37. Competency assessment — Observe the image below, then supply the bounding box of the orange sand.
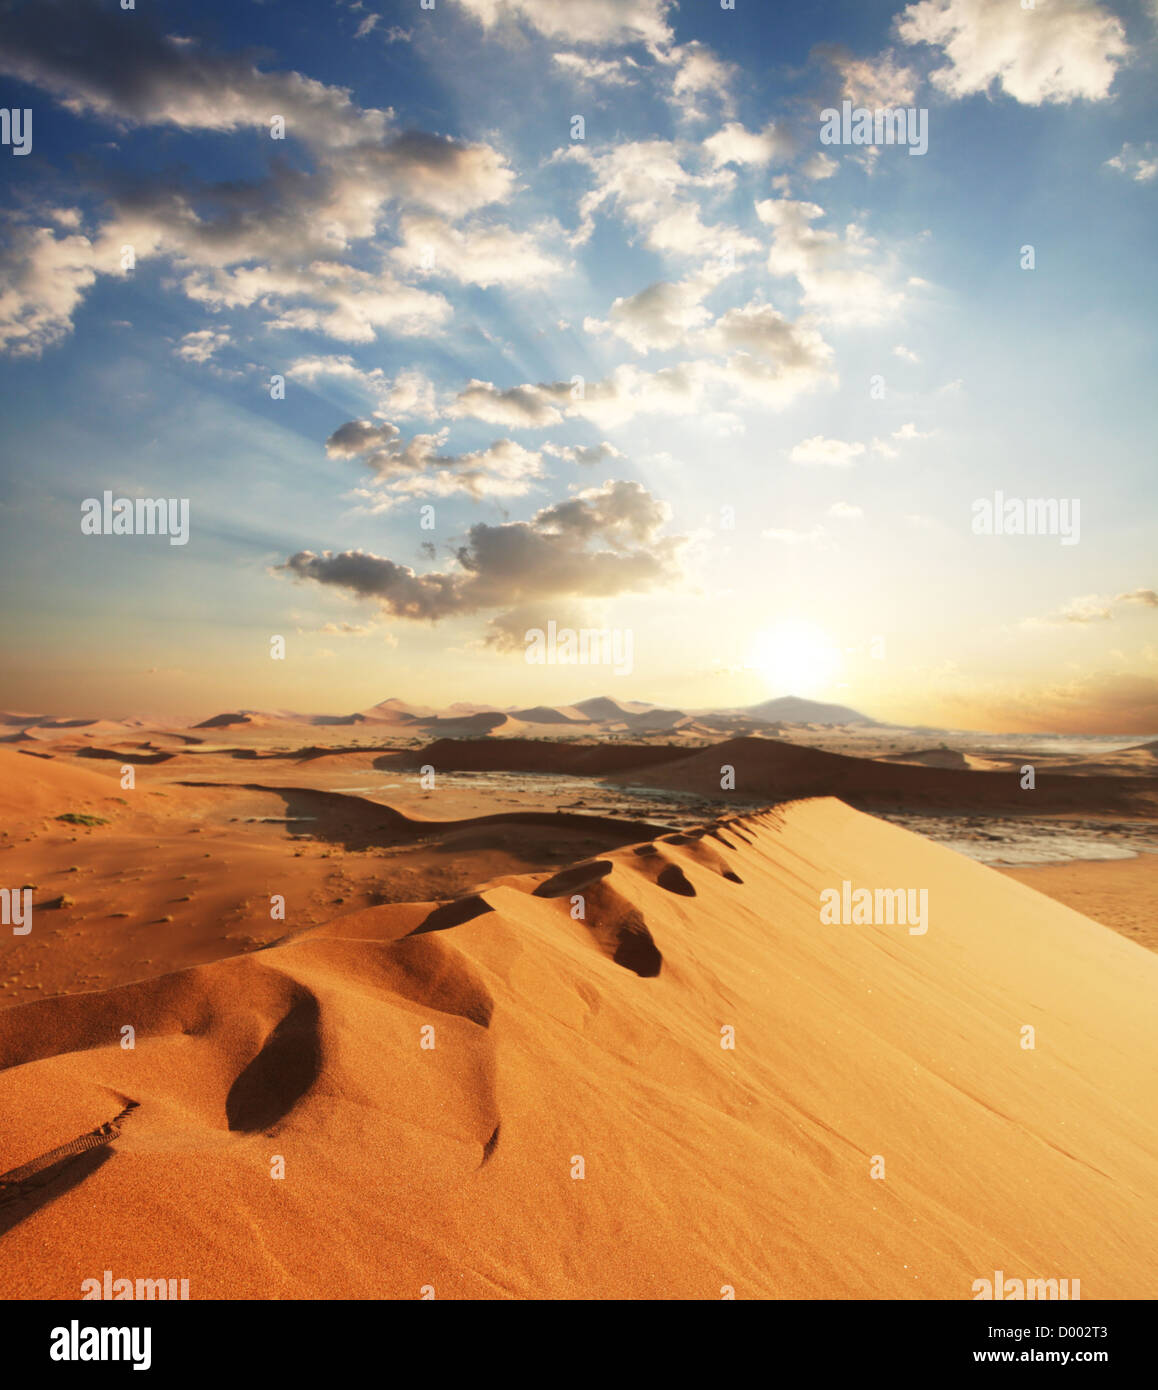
[4,794,1158,1299]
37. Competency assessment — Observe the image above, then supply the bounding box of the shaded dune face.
[225,993,321,1133]
[0,932,503,1208]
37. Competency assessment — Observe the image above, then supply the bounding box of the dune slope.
[2,799,1157,1299]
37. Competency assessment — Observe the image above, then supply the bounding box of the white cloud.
[450,0,674,47]
[328,417,545,502]
[664,41,738,119]
[542,441,626,467]
[389,214,567,287]
[704,121,791,168]
[287,357,438,418]
[822,47,920,106]
[0,220,97,357]
[564,140,757,256]
[828,501,863,518]
[801,153,838,180]
[552,51,638,86]
[871,421,932,456]
[1029,588,1158,627]
[584,276,714,353]
[175,328,230,363]
[0,12,521,353]
[455,302,834,430]
[1105,142,1158,183]
[450,379,568,428]
[896,0,1130,105]
[756,197,903,323]
[789,437,865,467]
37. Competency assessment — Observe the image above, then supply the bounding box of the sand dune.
[391,737,699,778]
[0,747,124,818]
[3,799,1158,1298]
[877,747,970,769]
[609,736,1158,816]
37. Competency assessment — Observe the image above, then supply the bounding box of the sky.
[0,0,1155,732]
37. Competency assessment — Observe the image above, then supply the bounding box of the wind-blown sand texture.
[3,795,1158,1299]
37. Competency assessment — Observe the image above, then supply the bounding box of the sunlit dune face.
[748,620,842,696]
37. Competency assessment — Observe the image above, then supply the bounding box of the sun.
[747,620,842,697]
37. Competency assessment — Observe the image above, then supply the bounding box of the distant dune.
[193,712,263,729]
[738,695,875,726]
[3,800,1158,1297]
[877,747,970,769]
[608,736,1158,816]
[390,737,700,778]
[0,747,124,818]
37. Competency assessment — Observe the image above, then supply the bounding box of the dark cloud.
[278,479,683,623]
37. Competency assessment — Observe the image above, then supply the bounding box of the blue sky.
[0,0,1155,730]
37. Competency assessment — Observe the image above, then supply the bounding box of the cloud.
[288,357,438,417]
[175,328,231,363]
[278,479,685,627]
[801,153,838,180]
[325,418,544,500]
[456,301,834,427]
[316,620,398,646]
[755,197,903,323]
[704,121,792,169]
[870,421,933,456]
[0,4,520,353]
[1031,589,1158,626]
[706,303,838,407]
[0,2,391,148]
[450,378,569,428]
[896,0,1130,105]
[663,41,739,120]
[818,46,920,105]
[1105,142,1158,183]
[389,214,567,287]
[326,419,403,460]
[563,140,757,256]
[564,362,713,429]
[542,441,626,467]
[789,436,866,467]
[893,343,921,363]
[450,0,675,47]
[828,501,863,519]
[552,51,638,86]
[0,220,98,357]
[584,276,714,352]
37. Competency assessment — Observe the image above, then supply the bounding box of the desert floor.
[2,723,1156,1298]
